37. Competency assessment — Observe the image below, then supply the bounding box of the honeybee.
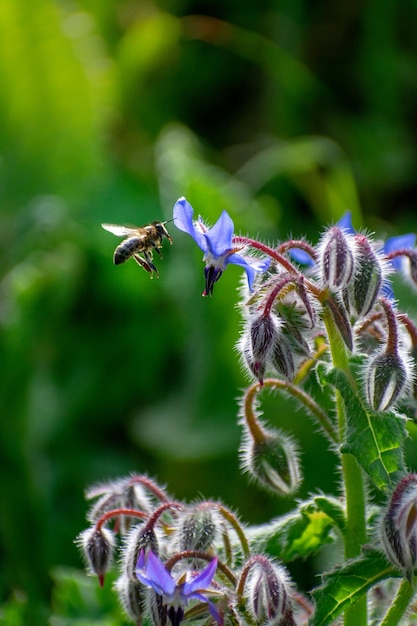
[101,220,173,277]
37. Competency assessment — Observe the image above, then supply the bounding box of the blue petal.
[204,210,234,257]
[185,593,223,625]
[289,248,316,267]
[136,550,176,596]
[384,233,416,271]
[183,557,217,596]
[173,197,207,252]
[337,211,355,234]
[227,254,269,291]
[384,233,416,254]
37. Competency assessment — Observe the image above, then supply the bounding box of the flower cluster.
[79,203,417,626]
[77,474,300,625]
[174,198,417,417]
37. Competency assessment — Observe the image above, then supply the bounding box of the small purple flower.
[136,549,222,625]
[173,197,269,296]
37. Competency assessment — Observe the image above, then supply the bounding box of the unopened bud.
[177,505,218,552]
[77,525,115,586]
[114,574,146,622]
[343,235,383,317]
[240,333,267,384]
[319,226,355,289]
[243,555,295,625]
[381,474,417,581]
[149,590,168,626]
[270,334,295,380]
[242,427,301,496]
[365,351,408,412]
[122,524,159,581]
[325,295,353,351]
[251,314,279,365]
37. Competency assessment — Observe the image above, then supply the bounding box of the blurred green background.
[1,0,417,623]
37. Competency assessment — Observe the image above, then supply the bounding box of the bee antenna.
[163,218,175,225]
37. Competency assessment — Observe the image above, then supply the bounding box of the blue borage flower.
[136,549,222,626]
[173,197,270,296]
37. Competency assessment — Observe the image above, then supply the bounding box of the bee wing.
[101,223,138,237]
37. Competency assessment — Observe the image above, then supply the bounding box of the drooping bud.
[114,574,147,622]
[176,504,218,553]
[241,555,295,625]
[149,590,168,626]
[77,525,115,586]
[250,314,279,374]
[324,294,353,351]
[270,334,295,381]
[343,234,383,317]
[239,333,267,384]
[241,426,301,496]
[122,524,159,581]
[365,351,408,412]
[380,474,417,581]
[318,226,355,289]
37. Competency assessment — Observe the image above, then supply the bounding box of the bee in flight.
[101,220,173,277]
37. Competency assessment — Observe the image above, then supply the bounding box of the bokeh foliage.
[1,0,417,623]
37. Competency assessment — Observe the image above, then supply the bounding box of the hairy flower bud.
[176,504,218,553]
[122,524,159,581]
[381,474,417,580]
[270,334,295,380]
[240,333,267,384]
[250,314,279,368]
[325,295,353,351]
[319,226,355,289]
[242,555,295,625]
[343,234,383,317]
[365,351,408,412]
[149,591,168,626]
[114,574,146,622]
[241,426,301,495]
[77,525,115,586]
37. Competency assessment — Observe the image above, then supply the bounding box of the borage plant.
[78,198,417,625]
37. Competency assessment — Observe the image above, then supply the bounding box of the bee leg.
[144,251,159,277]
[133,254,153,275]
[133,253,159,278]
[153,245,163,259]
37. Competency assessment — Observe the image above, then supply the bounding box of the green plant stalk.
[323,307,368,626]
[379,578,415,626]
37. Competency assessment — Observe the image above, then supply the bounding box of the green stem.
[323,307,368,626]
[379,578,416,626]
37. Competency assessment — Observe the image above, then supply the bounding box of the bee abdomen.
[113,237,142,265]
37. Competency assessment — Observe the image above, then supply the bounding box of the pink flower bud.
[270,334,295,380]
[319,226,355,289]
[381,474,417,580]
[122,524,159,581]
[250,314,279,366]
[114,574,146,622]
[365,351,408,412]
[77,526,115,587]
[343,235,383,317]
[242,555,295,625]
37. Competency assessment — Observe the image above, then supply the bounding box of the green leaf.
[313,495,346,532]
[311,549,399,626]
[246,498,340,561]
[322,365,407,492]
